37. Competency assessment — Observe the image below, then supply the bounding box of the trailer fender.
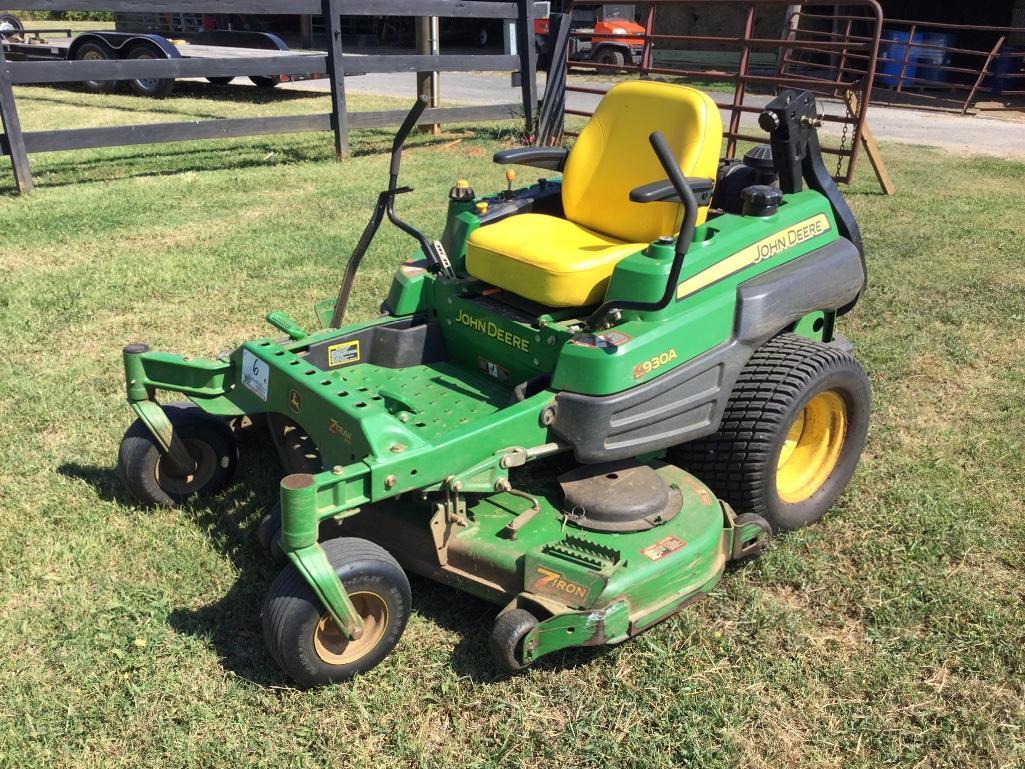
[68,32,181,60]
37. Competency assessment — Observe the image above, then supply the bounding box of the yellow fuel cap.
[449,179,475,201]
[475,201,489,214]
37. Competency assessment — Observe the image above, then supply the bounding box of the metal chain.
[836,118,850,180]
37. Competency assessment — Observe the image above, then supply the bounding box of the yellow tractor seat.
[466,80,723,308]
[465,214,646,308]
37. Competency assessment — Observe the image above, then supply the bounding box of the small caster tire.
[262,537,411,688]
[206,76,234,85]
[249,76,279,88]
[118,402,238,507]
[257,503,287,565]
[489,608,539,674]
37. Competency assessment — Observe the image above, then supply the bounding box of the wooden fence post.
[0,42,33,194]
[322,0,349,157]
[516,0,538,137]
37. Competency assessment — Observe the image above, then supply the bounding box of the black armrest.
[629,177,714,205]
[492,147,569,172]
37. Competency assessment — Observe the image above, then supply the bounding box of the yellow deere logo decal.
[287,388,302,414]
[676,213,831,301]
[534,566,589,600]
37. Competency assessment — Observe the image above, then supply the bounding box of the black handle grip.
[648,131,698,259]
[390,96,429,180]
[585,131,700,329]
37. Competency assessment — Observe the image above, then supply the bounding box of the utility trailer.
[0,15,326,98]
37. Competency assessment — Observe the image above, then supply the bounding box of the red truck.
[535,3,646,70]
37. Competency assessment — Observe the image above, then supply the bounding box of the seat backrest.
[561,80,723,244]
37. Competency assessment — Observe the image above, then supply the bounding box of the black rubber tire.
[249,76,279,88]
[262,537,411,688]
[489,608,539,673]
[126,45,175,97]
[206,76,234,86]
[257,503,287,565]
[594,47,626,70]
[0,13,24,34]
[671,333,871,533]
[118,402,238,507]
[74,41,118,94]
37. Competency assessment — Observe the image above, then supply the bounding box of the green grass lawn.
[1,84,1024,769]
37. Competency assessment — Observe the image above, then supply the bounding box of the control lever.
[330,97,449,328]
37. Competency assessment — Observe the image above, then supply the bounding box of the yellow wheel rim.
[776,390,848,504]
[312,592,389,666]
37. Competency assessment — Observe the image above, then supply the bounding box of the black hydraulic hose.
[586,131,698,329]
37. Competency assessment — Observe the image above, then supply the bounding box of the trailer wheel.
[118,403,238,507]
[74,41,118,94]
[263,537,411,687]
[249,76,279,89]
[206,76,234,86]
[0,13,24,39]
[126,45,175,98]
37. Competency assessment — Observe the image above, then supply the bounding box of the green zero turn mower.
[117,81,871,686]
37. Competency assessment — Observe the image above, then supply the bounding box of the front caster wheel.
[257,504,286,564]
[118,402,238,507]
[262,538,411,688]
[489,608,539,674]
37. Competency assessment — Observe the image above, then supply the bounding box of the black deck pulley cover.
[558,460,681,532]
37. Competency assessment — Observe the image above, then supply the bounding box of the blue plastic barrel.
[989,46,1023,96]
[877,30,916,87]
[914,31,954,84]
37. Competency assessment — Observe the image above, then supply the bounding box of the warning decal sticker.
[640,535,687,562]
[328,340,360,368]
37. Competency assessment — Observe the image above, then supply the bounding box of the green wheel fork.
[279,473,366,641]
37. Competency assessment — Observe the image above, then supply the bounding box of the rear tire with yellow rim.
[263,537,411,688]
[672,333,870,532]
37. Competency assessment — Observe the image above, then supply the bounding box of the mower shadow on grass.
[59,440,298,687]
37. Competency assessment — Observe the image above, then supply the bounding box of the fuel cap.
[449,179,474,201]
[741,185,783,217]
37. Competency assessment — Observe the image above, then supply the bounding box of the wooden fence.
[0,0,538,193]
